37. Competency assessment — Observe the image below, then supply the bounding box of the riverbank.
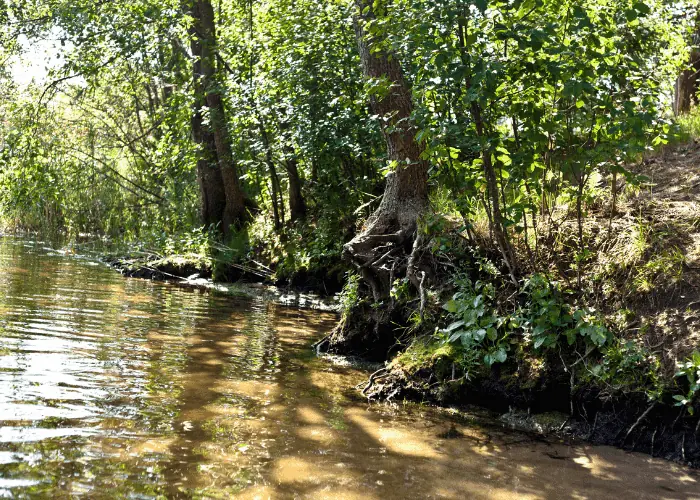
[91,142,700,468]
[2,235,696,497]
[321,141,700,468]
[104,253,340,312]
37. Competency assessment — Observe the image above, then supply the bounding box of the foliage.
[439,275,510,368]
[338,272,363,315]
[381,0,686,251]
[674,351,700,414]
[1,0,699,416]
[520,274,610,350]
[586,339,663,399]
[435,270,611,373]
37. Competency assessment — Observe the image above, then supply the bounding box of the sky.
[9,34,65,87]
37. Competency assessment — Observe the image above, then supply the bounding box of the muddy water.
[0,237,697,499]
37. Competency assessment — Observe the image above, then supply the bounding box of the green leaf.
[444,300,458,313]
[633,2,650,15]
[473,328,487,342]
[534,336,547,349]
[494,348,507,363]
[445,320,465,332]
[486,326,497,341]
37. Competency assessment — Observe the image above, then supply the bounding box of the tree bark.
[285,150,307,222]
[470,100,518,282]
[188,0,248,232]
[457,17,517,281]
[675,47,700,115]
[256,116,283,229]
[343,0,429,300]
[279,119,306,222]
[187,0,226,227]
[675,15,700,115]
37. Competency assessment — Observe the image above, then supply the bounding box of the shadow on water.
[0,236,697,499]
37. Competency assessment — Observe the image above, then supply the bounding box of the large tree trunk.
[188,0,248,233]
[187,0,226,227]
[320,0,430,358]
[341,0,428,303]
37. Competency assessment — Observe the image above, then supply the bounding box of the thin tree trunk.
[285,152,306,222]
[256,116,283,229]
[279,118,306,221]
[471,100,518,282]
[458,18,517,281]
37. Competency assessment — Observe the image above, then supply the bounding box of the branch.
[38,54,120,106]
[64,149,165,203]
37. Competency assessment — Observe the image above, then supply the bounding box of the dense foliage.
[2,0,700,416]
[0,0,689,241]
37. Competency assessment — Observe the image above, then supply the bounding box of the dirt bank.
[323,141,700,467]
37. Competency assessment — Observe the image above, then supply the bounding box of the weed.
[338,272,363,315]
[674,351,700,415]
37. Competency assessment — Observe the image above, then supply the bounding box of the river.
[0,237,697,499]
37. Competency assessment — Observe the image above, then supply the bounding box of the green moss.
[392,337,459,375]
[152,254,212,273]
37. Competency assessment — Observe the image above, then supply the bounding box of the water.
[0,237,697,499]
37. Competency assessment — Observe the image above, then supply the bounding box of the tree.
[342,0,429,302]
[187,0,248,233]
[675,10,700,115]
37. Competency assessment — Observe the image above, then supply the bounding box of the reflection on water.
[0,237,698,499]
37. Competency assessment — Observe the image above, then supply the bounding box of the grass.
[674,107,700,143]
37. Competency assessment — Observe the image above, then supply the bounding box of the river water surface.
[0,237,698,499]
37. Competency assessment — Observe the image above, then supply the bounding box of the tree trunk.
[343,0,429,300]
[457,18,517,281]
[279,119,306,222]
[321,0,430,357]
[471,100,518,282]
[285,151,306,222]
[675,17,700,115]
[189,0,248,233]
[256,116,283,229]
[187,0,226,227]
[675,48,700,115]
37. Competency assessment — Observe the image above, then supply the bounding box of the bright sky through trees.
[9,34,64,86]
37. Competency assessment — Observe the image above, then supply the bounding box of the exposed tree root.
[620,402,654,445]
[363,367,389,396]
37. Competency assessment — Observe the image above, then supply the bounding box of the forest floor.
[622,141,700,373]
